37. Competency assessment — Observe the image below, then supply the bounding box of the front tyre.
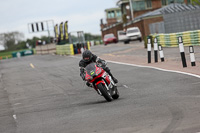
[97,83,112,102]
[112,86,119,99]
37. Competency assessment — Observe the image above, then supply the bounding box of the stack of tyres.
[190,31,199,46]
[159,34,165,46]
[56,45,64,55]
[182,31,191,46]
[73,44,78,54]
[64,45,73,55]
[170,33,177,47]
[56,44,74,55]
[198,30,200,44]
[63,45,69,55]
[176,33,183,46]
[70,44,74,55]
[77,44,81,54]
[156,34,165,47]
[150,30,200,47]
[164,34,171,47]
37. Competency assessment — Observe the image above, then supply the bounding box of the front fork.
[93,72,116,96]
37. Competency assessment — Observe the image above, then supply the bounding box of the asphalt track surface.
[1,45,200,133]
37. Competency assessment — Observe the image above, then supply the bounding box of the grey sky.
[0,0,117,40]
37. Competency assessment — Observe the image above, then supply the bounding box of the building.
[101,0,191,40]
[105,7,122,25]
[100,7,122,30]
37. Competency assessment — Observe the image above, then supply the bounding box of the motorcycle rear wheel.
[97,83,112,102]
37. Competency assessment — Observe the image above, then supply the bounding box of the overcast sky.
[0,0,118,40]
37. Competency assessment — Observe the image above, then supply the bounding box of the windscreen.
[127,29,139,34]
[119,32,126,35]
[85,63,96,76]
[104,34,114,39]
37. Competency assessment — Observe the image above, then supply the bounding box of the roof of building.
[161,3,200,14]
[133,3,200,21]
[103,3,200,29]
[105,7,121,12]
[116,0,129,6]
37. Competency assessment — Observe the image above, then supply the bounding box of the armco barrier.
[151,30,200,47]
[12,50,34,58]
[56,44,74,55]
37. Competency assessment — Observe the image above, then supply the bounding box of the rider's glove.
[80,67,85,80]
[96,58,107,68]
[80,73,85,80]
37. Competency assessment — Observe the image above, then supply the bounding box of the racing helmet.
[82,50,93,63]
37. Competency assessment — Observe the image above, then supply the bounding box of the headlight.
[86,75,93,80]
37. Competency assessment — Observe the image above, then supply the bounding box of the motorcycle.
[85,62,119,102]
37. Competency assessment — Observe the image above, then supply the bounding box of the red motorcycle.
[85,63,119,102]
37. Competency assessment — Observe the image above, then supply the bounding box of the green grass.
[0,51,13,56]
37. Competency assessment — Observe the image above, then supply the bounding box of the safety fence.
[150,30,200,47]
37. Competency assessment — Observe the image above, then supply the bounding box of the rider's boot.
[108,72,118,83]
[112,77,118,84]
[103,67,118,83]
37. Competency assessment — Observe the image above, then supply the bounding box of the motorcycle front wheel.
[112,86,119,99]
[97,83,112,102]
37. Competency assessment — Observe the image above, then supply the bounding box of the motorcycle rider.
[79,50,118,87]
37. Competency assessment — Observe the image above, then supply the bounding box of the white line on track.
[191,82,200,85]
[123,85,129,88]
[107,60,200,79]
[13,114,17,120]
[70,56,200,79]
[14,103,21,106]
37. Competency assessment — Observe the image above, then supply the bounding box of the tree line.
[0,31,101,51]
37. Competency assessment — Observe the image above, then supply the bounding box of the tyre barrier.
[56,44,74,55]
[150,30,200,47]
[55,40,101,56]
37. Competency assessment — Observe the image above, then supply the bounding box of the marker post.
[147,38,151,63]
[189,46,196,66]
[158,45,165,62]
[154,38,158,63]
[178,37,187,68]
